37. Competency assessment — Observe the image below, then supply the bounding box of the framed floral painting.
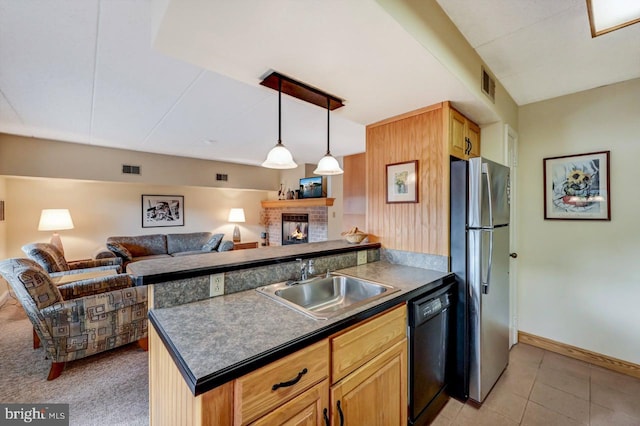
[386,160,419,203]
[543,151,610,220]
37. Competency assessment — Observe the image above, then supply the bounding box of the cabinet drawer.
[331,304,407,383]
[234,339,329,425]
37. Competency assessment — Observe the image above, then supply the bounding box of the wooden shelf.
[261,198,335,208]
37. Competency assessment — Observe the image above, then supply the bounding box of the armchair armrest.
[69,257,122,272]
[49,264,120,279]
[57,274,135,299]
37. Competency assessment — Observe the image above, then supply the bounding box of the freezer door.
[468,226,510,403]
[469,157,510,228]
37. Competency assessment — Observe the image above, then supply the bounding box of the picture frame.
[386,160,419,204]
[543,151,610,220]
[0,200,4,221]
[141,195,184,228]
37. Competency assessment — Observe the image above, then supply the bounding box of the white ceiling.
[0,0,638,167]
[436,0,640,105]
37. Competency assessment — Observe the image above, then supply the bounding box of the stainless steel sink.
[256,273,398,320]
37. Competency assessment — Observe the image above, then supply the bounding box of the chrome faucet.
[297,258,314,281]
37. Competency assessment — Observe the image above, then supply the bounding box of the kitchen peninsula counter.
[149,261,454,396]
[128,240,381,285]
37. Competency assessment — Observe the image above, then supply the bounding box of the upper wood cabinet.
[446,103,481,160]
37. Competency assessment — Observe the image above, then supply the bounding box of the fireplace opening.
[282,213,309,245]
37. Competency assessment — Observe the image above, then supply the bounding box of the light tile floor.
[433,343,640,425]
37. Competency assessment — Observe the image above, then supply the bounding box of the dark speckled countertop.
[149,261,454,396]
[128,240,381,285]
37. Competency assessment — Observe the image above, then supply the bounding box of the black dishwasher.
[408,283,455,426]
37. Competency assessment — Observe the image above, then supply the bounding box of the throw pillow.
[107,242,133,262]
[202,233,224,252]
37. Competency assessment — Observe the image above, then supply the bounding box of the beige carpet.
[0,296,149,425]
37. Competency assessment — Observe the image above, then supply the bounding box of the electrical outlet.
[209,273,224,297]
[357,251,367,265]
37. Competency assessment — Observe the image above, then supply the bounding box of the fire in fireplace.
[282,213,309,245]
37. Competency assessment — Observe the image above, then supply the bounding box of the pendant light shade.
[262,77,297,169]
[314,97,343,175]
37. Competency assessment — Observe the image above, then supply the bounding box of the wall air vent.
[481,66,496,103]
[216,173,228,181]
[122,164,141,175]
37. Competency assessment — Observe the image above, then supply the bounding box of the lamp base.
[232,225,241,243]
[50,232,65,256]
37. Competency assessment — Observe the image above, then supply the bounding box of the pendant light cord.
[278,78,282,144]
[326,97,331,155]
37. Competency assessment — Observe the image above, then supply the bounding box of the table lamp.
[228,208,245,243]
[38,209,74,256]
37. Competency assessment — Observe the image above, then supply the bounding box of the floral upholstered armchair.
[22,242,122,275]
[0,258,148,380]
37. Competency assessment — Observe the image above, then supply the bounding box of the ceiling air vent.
[481,66,496,103]
[122,164,141,175]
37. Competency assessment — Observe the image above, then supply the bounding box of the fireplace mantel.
[261,198,335,208]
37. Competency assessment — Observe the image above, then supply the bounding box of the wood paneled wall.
[366,103,448,256]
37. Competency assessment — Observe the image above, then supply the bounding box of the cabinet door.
[467,120,481,158]
[251,381,329,426]
[449,108,467,159]
[330,339,407,426]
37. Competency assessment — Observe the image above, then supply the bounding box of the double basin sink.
[256,273,398,320]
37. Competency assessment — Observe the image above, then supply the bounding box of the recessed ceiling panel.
[90,0,204,148]
[0,0,98,139]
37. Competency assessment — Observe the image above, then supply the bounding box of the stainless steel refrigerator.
[450,157,510,404]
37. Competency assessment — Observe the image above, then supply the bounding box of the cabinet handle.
[465,137,471,155]
[323,408,330,426]
[337,400,344,426]
[271,367,308,391]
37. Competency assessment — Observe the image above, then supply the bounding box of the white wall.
[5,177,273,260]
[518,78,640,364]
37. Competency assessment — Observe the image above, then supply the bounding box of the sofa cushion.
[170,250,210,257]
[131,254,172,263]
[106,242,133,262]
[107,234,167,257]
[218,240,235,252]
[201,233,224,252]
[166,232,212,255]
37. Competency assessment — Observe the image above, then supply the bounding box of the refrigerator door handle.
[482,230,493,294]
[482,162,493,227]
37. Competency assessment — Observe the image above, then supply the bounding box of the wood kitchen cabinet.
[329,304,407,425]
[149,305,407,426]
[447,103,481,160]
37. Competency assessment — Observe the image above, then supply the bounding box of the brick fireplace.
[262,206,328,246]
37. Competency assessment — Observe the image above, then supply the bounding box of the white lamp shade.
[38,209,74,231]
[262,143,298,169]
[228,208,246,223]
[314,154,344,175]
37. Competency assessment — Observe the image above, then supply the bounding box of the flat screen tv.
[299,176,323,198]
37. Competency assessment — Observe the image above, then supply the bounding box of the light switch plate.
[357,251,367,265]
[209,273,224,297]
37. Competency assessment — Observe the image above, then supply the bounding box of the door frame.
[505,124,519,347]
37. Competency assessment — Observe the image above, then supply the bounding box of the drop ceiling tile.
[436,0,582,48]
[90,0,204,147]
[0,0,98,139]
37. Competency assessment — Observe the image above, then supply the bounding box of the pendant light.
[262,77,297,169]
[313,97,344,175]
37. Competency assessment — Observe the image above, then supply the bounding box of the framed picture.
[386,160,419,203]
[543,151,610,220]
[141,195,184,228]
[0,200,4,221]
